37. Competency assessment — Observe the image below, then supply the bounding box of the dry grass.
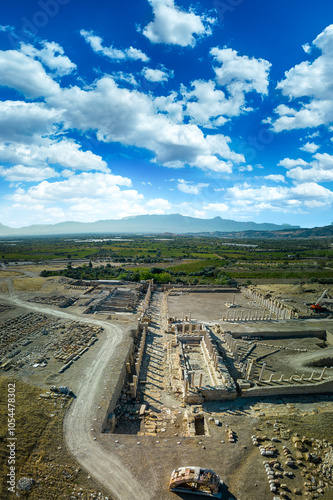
[0,271,24,278]
[0,377,109,499]
[12,277,46,292]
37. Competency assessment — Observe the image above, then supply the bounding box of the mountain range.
[0,214,301,237]
[0,214,331,238]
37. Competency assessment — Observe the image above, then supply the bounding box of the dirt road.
[0,289,151,500]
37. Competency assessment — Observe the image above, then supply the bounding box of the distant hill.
[206,225,333,239]
[0,214,301,237]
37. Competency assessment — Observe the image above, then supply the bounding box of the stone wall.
[101,340,134,433]
[231,329,327,340]
[240,377,333,399]
[326,330,333,346]
[201,386,237,400]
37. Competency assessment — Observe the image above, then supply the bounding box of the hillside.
[0,214,299,237]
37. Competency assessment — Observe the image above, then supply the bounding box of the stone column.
[247,359,254,379]
[259,362,267,382]
[319,367,326,380]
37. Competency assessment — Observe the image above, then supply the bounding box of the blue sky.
[0,0,333,228]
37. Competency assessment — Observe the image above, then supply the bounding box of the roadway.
[0,282,150,500]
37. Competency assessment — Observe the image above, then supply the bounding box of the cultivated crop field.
[2,234,332,286]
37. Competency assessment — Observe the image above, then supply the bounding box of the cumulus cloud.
[264,174,285,183]
[286,167,333,183]
[80,29,149,62]
[20,41,76,76]
[239,165,253,172]
[182,80,238,127]
[286,152,333,183]
[7,172,173,224]
[142,0,215,47]
[300,142,320,153]
[203,202,229,213]
[0,164,59,182]
[175,179,333,219]
[177,179,209,194]
[179,48,270,128]
[272,24,333,132]
[278,158,309,169]
[0,138,108,173]
[302,43,311,54]
[46,76,244,171]
[223,182,333,214]
[142,66,174,82]
[0,44,245,176]
[145,198,172,213]
[210,47,271,95]
[0,49,59,98]
[0,101,61,143]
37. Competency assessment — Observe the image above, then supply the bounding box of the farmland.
[1,233,333,500]
[1,234,330,285]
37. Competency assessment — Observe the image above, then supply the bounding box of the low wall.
[326,330,333,346]
[231,329,327,340]
[201,386,237,401]
[101,339,134,432]
[241,377,333,399]
[166,285,239,293]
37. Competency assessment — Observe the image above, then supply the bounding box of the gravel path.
[0,286,151,500]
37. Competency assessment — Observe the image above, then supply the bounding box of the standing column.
[319,367,326,380]
[259,362,267,382]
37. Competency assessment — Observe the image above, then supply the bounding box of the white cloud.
[300,142,320,153]
[0,164,59,182]
[0,138,108,173]
[47,76,244,171]
[239,165,253,172]
[142,66,174,82]
[306,131,320,139]
[287,167,333,183]
[278,158,309,169]
[110,72,138,86]
[142,0,214,47]
[182,80,239,127]
[174,180,333,219]
[178,48,270,128]
[153,92,184,123]
[264,174,286,183]
[210,47,271,95]
[20,41,76,77]
[223,182,333,214]
[0,45,245,178]
[0,100,61,143]
[272,24,333,132]
[203,202,229,213]
[6,172,174,224]
[286,152,333,183]
[145,198,172,213]
[80,29,149,62]
[0,49,59,98]
[177,179,209,194]
[302,43,311,54]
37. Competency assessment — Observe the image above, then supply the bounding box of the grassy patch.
[12,278,46,292]
[0,378,108,499]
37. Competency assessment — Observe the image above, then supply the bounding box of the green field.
[1,235,333,285]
